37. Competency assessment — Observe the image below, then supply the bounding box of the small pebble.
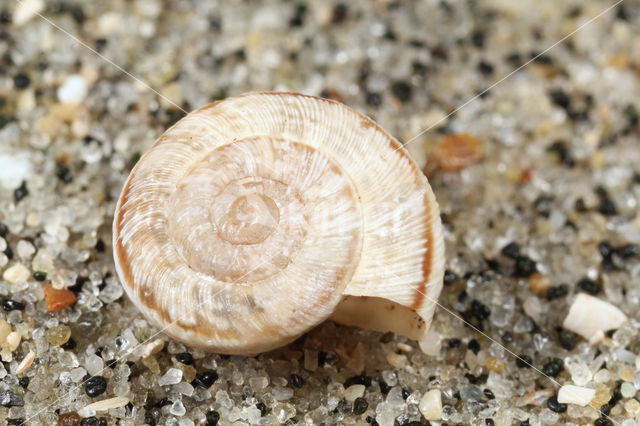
[501,242,520,259]
[485,356,506,373]
[57,74,88,104]
[563,293,627,343]
[13,0,44,26]
[0,390,24,407]
[625,399,640,416]
[272,386,294,401]
[249,376,269,390]
[443,270,459,286]
[0,319,11,344]
[15,240,35,259]
[514,256,537,277]
[177,363,197,383]
[593,369,611,383]
[590,386,612,408]
[175,352,193,365]
[620,382,636,398]
[85,354,104,376]
[353,396,368,415]
[547,395,567,413]
[15,350,35,374]
[471,300,491,320]
[547,284,569,300]
[14,181,29,202]
[523,296,543,320]
[419,389,442,421]
[79,397,129,415]
[396,342,413,353]
[80,417,105,426]
[290,373,305,388]
[620,367,635,382]
[142,338,165,358]
[344,384,365,403]
[390,81,412,102]
[386,351,408,368]
[576,278,600,295]
[529,273,551,293]
[169,400,186,416]
[557,385,595,406]
[44,283,77,311]
[6,331,20,351]
[522,388,554,406]
[205,410,220,426]
[516,354,533,368]
[193,370,218,388]
[558,330,578,350]
[434,133,484,172]
[467,339,480,354]
[33,271,47,281]
[58,412,80,426]
[2,299,25,311]
[542,358,564,377]
[13,74,30,89]
[460,385,484,403]
[2,263,31,285]
[158,367,183,386]
[84,376,107,397]
[56,164,73,183]
[45,324,71,346]
[61,337,76,350]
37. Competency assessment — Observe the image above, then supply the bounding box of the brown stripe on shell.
[410,192,436,311]
[114,181,134,292]
[114,175,170,325]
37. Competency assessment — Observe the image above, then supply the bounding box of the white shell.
[113,92,445,354]
[562,293,627,344]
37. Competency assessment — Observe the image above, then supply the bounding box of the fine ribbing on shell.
[113,92,445,354]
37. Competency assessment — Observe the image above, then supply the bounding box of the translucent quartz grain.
[249,376,269,390]
[620,382,636,398]
[16,240,35,259]
[173,381,194,397]
[485,356,506,373]
[344,384,365,402]
[590,386,612,408]
[272,386,294,401]
[568,361,592,386]
[45,325,71,346]
[2,264,31,285]
[84,354,104,376]
[381,370,397,386]
[176,364,197,383]
[158,368,183,386]
[419,389,442,421]
[0,320,12,344]
[625,399,640,416]
[386,352,408,369]
[460,385,484,402]
[169,400,186,416]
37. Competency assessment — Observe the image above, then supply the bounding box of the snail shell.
[113,92,445,354]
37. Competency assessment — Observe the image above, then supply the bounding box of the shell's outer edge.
[113,91,445,353]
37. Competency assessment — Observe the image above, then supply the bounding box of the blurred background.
[0,0,639,425]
